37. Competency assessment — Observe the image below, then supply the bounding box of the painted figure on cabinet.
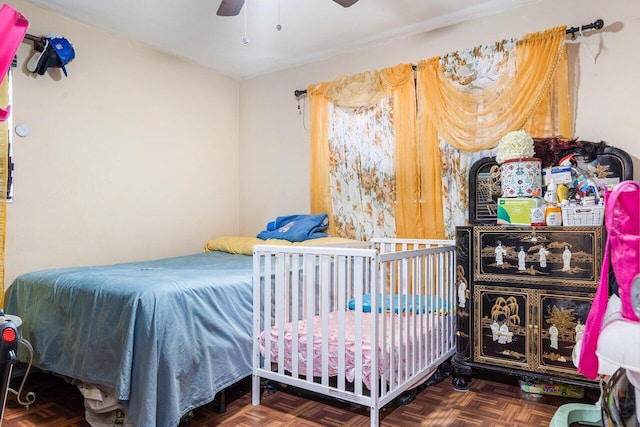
[538,243,549,268]
[458,279,467,308]
[478,291,526,365]
[549,323,559,350]
[562,246,572,271]
[518,247,526,271]
[491,319,500,341]
[498,318,513,344]
[575,320,584,342]
[495,240,507,266]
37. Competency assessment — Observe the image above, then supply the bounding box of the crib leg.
[252,374,261,405]
[370,407,379,427]
[264,380,279,395]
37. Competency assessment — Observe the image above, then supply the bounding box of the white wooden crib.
[252,238,456,426]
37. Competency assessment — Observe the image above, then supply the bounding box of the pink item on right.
[578,180,640,379]
[607,181,640,322]
[0,3,29,121]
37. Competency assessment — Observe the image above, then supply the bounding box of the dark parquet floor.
[0,370,600,426]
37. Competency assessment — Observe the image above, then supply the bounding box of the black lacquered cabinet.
[452,225,603,390]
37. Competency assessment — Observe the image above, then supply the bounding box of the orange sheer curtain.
[415,114,445,238]
[308,82,334,234]
[522,32,571,138]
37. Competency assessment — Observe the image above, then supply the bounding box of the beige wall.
[5,0,241,286]
[239,0,640,235]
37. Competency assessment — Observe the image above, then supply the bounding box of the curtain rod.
[293,18,604,98]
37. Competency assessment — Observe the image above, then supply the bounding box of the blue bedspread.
[5,251,254,427]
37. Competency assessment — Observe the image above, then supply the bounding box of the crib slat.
[336,255,347,392]
[264,253,273,372]
[276,253,287,376]
[304,253,315,382]
[320,254,331,386]
[378,261,388,396]
[353,255,364,397]
[291,253,300,379]
[368,257,379,401]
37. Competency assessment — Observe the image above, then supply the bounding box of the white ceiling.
[23,0,534,80]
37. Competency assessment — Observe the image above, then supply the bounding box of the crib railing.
[252,239,456,427]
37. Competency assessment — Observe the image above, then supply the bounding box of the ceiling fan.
[217,0,359,16]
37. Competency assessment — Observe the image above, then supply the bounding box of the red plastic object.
[1,327,14,343]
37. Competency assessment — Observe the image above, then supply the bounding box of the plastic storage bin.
[561,205,604,226]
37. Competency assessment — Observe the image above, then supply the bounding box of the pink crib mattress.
[260,311,445,389]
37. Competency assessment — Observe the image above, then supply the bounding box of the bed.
[4,249,256,427]
[252,238,457,427]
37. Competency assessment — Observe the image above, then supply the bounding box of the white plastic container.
[544,181,557,204]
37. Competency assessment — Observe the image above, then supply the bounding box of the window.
[1,60,14,201]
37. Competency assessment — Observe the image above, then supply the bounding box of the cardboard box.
[519,379,584,398]
[497,197,535,225]
[85,408,132,426]
[542,166,573,186]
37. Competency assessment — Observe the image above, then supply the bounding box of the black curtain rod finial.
[566,18,604,35]
[294,89,307,98]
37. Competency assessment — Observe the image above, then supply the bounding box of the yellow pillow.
[205,236,294,255]
[205,236,262,255]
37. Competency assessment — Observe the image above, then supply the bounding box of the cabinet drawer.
[473,226,603,288]
[474,285,530,369]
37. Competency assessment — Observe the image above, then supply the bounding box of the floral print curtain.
[327,98,396,240]
[439,144,494,238]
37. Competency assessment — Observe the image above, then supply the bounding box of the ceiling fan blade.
[333,0,359,7]
[216,0,245,16]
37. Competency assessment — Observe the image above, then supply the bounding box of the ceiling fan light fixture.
[216,0,358,17]
[333,0,359,7]
[216,0,245,16]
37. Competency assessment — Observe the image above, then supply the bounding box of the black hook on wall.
[23,34,47,52]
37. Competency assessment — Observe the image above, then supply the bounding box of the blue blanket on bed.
[257,213,329,242]
[5,251,255,427]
